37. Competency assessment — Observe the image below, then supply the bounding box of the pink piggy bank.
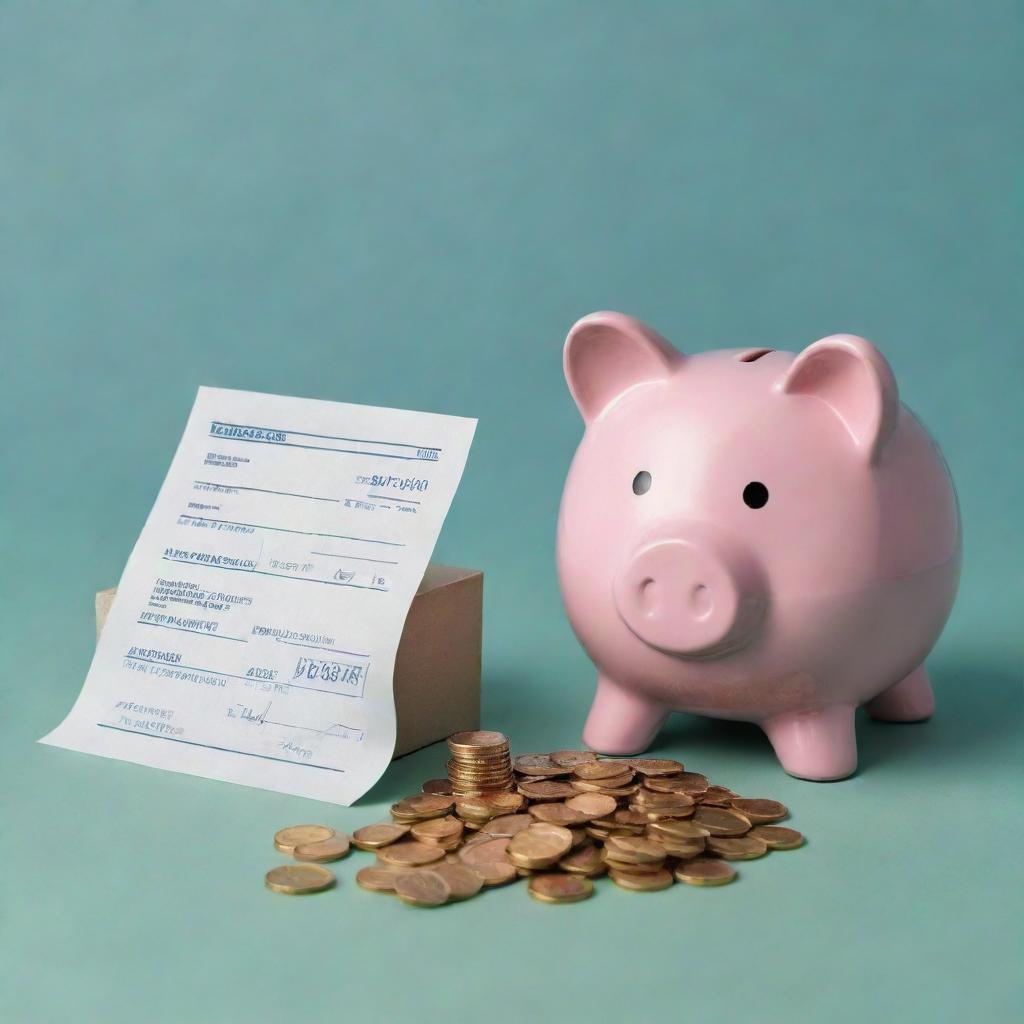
[557,312,960,781]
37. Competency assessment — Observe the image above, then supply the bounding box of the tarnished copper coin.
[477,791,526,812]
[548,750,598,768]
[528,802,590,827]
[393,870,451,907]
[700,785,737,806]
[731,798,788,823]
[355,866,402,892]
[674,858,737,886]
[265,864,336,895]
[750,824,804,849]
[377,840,447,867]
[528,873,594,904]
[458,836,511,866]
[564,793,618,820]
[558,843,607,876]
[626,758,685,776]
[693,806,752,836]
[507,824,573,868]
[421,778,454,795]
[573,760,631,781]
[480,813,535,838]
[517,779,577,801]
[391,794,456,819]
[293,833,351,862]
[448,730,508,752]
[513,754,571,777]
[474,860,518,886]
[706,835,769,860]
[570,775,634,793]
[352,823,410,850]
[609,867,674,892]
[646,819,710,842]
[273,825,335,853]
[603,835,667,865]
[411,816,464,844]
[431,862,485,900]
[670,771,710,794]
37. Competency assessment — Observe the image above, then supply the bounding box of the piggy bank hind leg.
[762,705,858,781]
[582,674,669,755]
[866,665,935,722]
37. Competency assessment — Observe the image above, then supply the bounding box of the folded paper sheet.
[41,387,476,804]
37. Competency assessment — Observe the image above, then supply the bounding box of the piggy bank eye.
[632,471,652,495]
[743,481,769,509]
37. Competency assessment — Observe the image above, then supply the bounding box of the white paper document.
[41,387,476,804]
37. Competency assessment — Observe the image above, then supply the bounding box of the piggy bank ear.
[781,334,899,463]
[564,311,681,423]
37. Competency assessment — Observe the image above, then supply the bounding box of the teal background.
[2,3,1021,1021]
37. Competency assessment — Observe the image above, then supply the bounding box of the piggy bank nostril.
[639,577,658,615]
[690,583,712,619]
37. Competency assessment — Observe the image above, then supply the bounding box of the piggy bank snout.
[613,527,766,657]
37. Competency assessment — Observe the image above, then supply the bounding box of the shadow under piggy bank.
[656,653,1023,780]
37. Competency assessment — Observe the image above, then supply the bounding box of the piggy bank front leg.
[761,705,858,781]
[866,665,935,722]
[582,674,669,755]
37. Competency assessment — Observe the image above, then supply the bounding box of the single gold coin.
[411,816,464,844]
[647,819,709,842]
[528,802,590,827]
[448,730,508,751]
[480,814,534,838]
[273,825,334,853]
[293,833,351,862]
[376,840,447,867]
[392,794,456,818]
[692,806,752,836]
[603,835,667,864]
[699,785,737,806]
[517,780,577,801]
[431,862,484,900]
[626,758,685,776]
[673,858,737,886]
[603,857,666,875]
[731,798,788,823]
[609,867,674,892]
[421,778,454,795]
[351,823,410,850]
[668,771,710,794]
[356,866,402,892]
[548,750,599,768]
[558,843,607,876]
[458,836,511,867]
[573,760,631,781]
[393,870,451,907]
[528,873,594,904]
[750,824,804,849]
[564,793,618,820]
[507,824,573,868]
[474,860,518,886]
[265,864,336,895]
[477,791,526,812]
[706,835,769,860]
[513,754,571,777]
[570,774,634,793]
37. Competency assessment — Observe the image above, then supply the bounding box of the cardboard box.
[96,562,482,758]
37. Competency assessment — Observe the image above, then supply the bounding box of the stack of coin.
[445,730,514,796]
[266,735,806,906]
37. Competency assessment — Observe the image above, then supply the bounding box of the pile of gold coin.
[445,730,514,796]
[264,737,805,905]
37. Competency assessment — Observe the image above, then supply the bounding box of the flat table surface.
[2,4,1022,1023]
